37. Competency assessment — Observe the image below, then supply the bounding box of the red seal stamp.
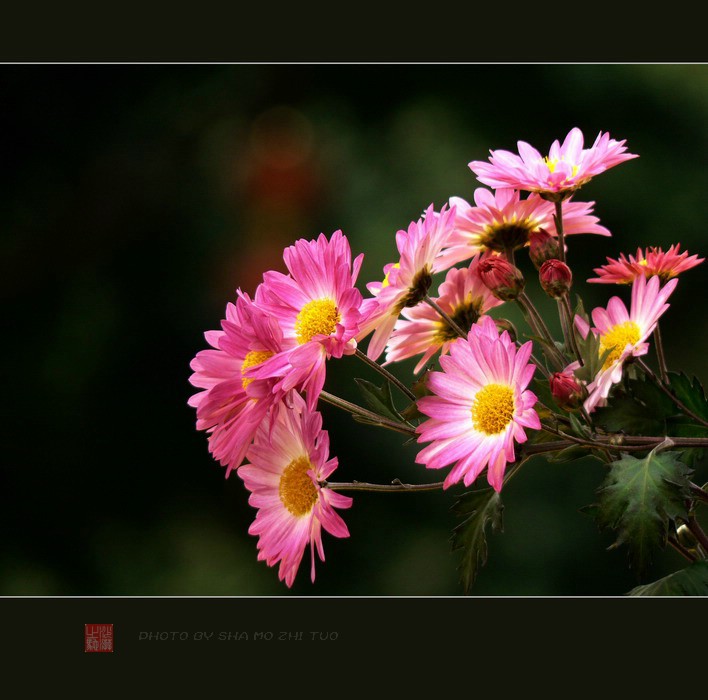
[84,624,114,653]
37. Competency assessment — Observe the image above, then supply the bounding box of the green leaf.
[594,448,694,574]
[450,488,504,594]
[568,412,591,439]
[666,418,708,466]
[354,378,405,423]
[593,377,675,436]
[628,560,708,596]
[573,328,612,385]
[668,372,708,421]
[547,444,594,463]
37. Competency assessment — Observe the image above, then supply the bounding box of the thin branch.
[355,348,416,402]
[322,478,445,493]
[668,535,698,563]
[687,516,708,554]
[319,390,417,437]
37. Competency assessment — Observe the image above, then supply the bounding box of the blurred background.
[1,64,707,596]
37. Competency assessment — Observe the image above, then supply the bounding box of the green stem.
[423,295,466,339]
[319,390,417,437]
[517,293,565,370]
[653,322,669,383]
[687,516,708,555]
[668,535,698,563]
[561,295,583,366]
[355,348,416,402]
[554,200,566,264]
[635,358,708,428]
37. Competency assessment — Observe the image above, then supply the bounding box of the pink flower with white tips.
[588,244,705,285]
[385,255,503,373]
[575,274,678,413]
[469,127,638,199]
[415,315,540,492]
[359,203,456,361]
[250,230,364,409]
[437,187,610,268]
[239,393,352,588]
[188,291,285,476]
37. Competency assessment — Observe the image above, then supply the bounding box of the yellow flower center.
[638,259,648,267]
[471,383,515,435]
[382,262,401,288]
[279,455,318,516]
[599,321,641,369]
[295,298,341,344]
[544,157,580,179]
[240,350,274,389]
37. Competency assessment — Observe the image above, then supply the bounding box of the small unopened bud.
[550,371,584,410]
[529,228,561,269]
[493,318,518,343]
[540,259,572,299]
[478,256,525,301]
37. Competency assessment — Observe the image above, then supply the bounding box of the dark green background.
[2,64,706,595]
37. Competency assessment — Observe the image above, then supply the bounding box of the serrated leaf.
[593,396,666,435]
[593,377,676,435]
[666,418,708,466]
[450,488,504,594]
[568,412,591,439]
[668,372,708,421]
[573,329,612,384]
[594,448,694,574]
[627,560,708,596]
[354,378,405,423]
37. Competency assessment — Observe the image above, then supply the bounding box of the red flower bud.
[550,371,584,410]
[539,259,572,298]
[529,228,561,269]
[478,256,525,301]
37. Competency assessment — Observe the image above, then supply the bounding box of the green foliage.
[627,560,708,596]
[594,448,693,574]
[354,378,406,423]
[668,372,708,421]
[593,376,674,435]
[573,323,611,385]
[450,487,504,594]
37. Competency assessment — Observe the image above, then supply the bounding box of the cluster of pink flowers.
[189,126,703,588]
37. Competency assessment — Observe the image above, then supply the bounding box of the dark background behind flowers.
[2,64,707,595]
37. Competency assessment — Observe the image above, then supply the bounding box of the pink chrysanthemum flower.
[469,127,638,199]
[415,315,540,492]
[575,274,678,413]
[359,203,456,360]
[239,393,352,588]
[588,244,705,285]
[250,230,364,409]
[188,290,284,476]
[385,255,503,373]
[437,187,610,268]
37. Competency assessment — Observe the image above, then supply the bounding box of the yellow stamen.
[279,455,318,516]
[471,383,515,435]
[599,321,641,369]
[241,350,274,388]
[638,259,648,267]
[295,298,341,344]
[382,262,401,288]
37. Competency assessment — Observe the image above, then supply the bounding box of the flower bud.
[478,256,525,301]
[539,259,572,299]
[550,371,584,410]
[529,228,561,269]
